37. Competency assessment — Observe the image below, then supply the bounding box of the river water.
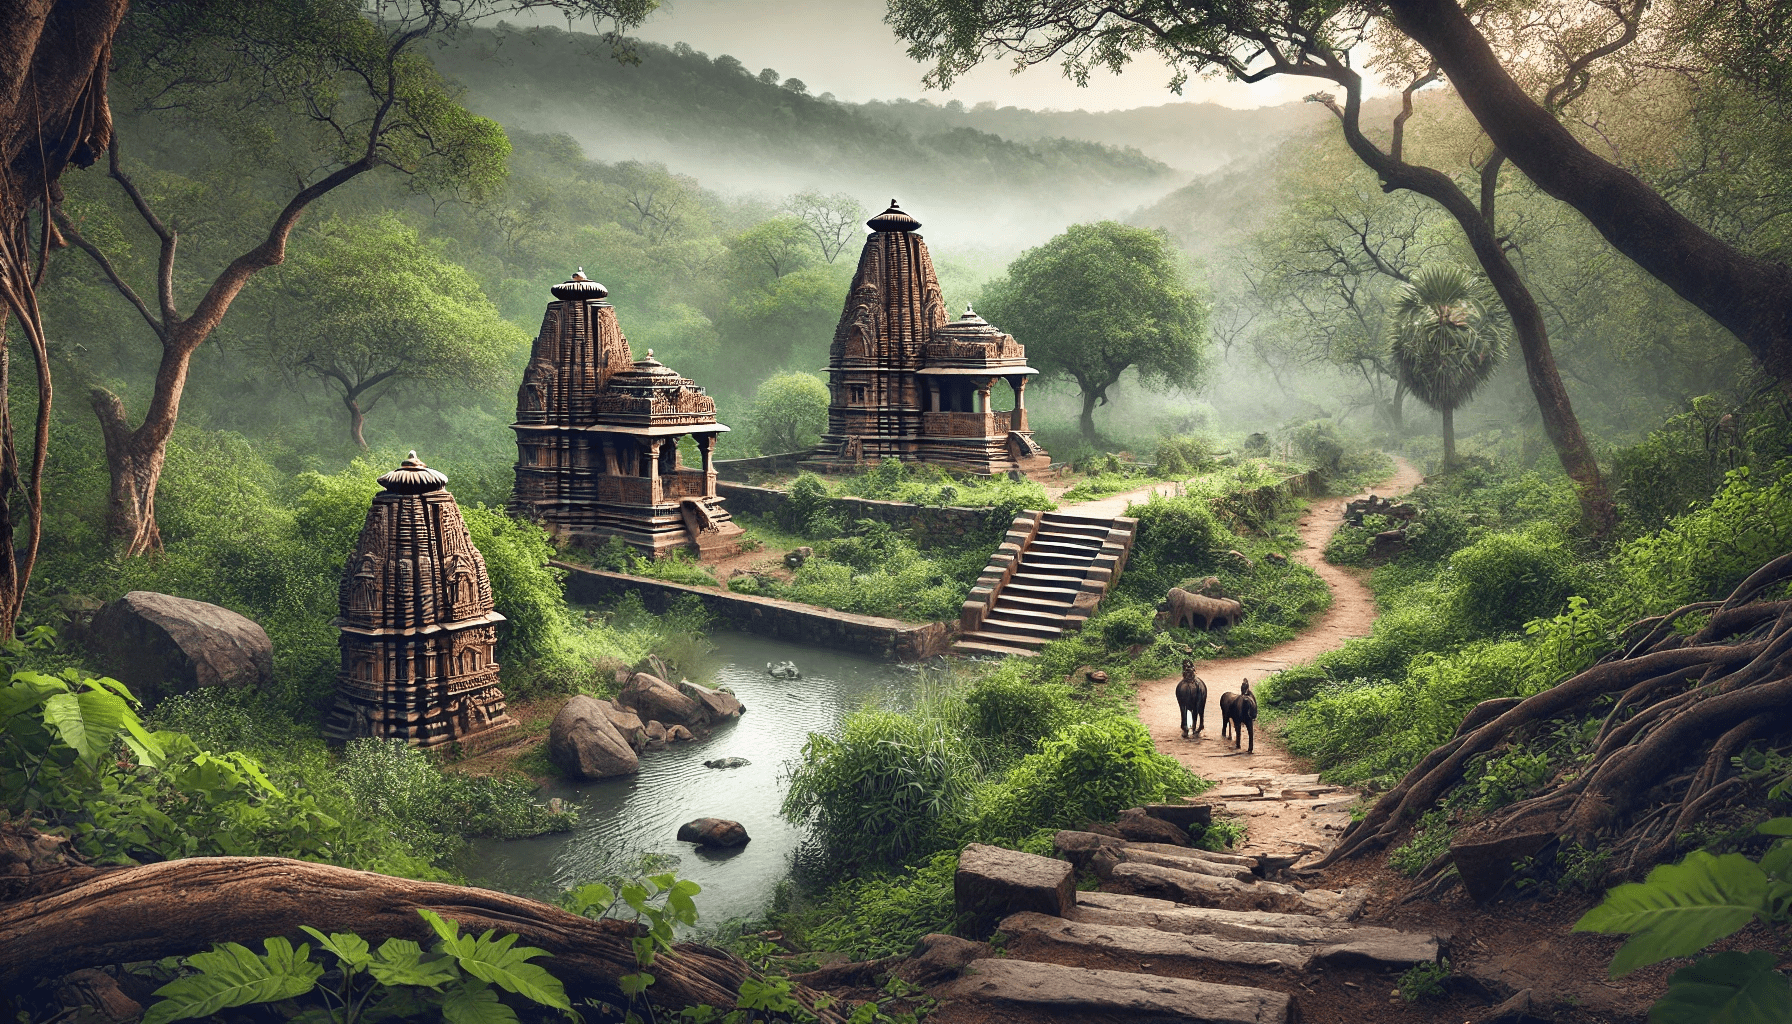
[459,630,919,927]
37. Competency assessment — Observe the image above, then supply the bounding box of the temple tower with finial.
[811,200,1049,475]
[510,270,743,557]
[324,451,513,748]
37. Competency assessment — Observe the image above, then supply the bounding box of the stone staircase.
[938,826,1444,1023]
[953,510,1138,657]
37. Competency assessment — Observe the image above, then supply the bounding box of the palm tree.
[1388,265,1509,467]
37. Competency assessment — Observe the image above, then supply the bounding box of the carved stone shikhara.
[323,453,514,747]
[511,271,743,557]
[811,201,1050,475]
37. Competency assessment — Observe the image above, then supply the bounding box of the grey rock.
[704,757,751,769]
[896,933,994,987]
[1123,841,1258,868]
[679,679,745,719]
[1109,862,1329,915]
[677,817,750,848]
[88,591,272,705]
[594,698,645,743]
[767,660,801,679]
[666,723,695,743]
[1143,802,1213,830]
[642,720,668,751]
[998,911,1314,970]
[1114,845,1256,882]
[955,843,1075,933]
[932,958,1291,1024]
[547,696,639,780]
[1315,930,1441,969]
[616,672,706,727]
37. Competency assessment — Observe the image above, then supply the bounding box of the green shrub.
[962,672,1074,765]
[1471,747,1553,810]
[796,851,961,958]
[780,473,832,533]
[782,708,978,869]
[334,738,568,847]
[977,718,1198,837]
[1096,607,1158,648]
[1256,665,1330,707]
[1442,528,1582,635]
[1388,809,1454,876]
[1120,494,1221,599]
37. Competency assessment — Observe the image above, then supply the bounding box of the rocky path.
[1136,458,1424,865]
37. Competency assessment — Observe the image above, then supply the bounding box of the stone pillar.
[696,432,715,477]
[644,438,663,503]
[1009,375,1028,431]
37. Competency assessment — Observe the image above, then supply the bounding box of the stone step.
[934,958,1291,1024]
[978,616,1065,639]
[1010,565,1088,581]
[1124,841,1258,869]
[986,605,1073,626]
[992,591,1074,611]
[1026,539,1102,556]
[1108,862,1366,920]
[1111,845,1256,883]
[1031,530,1105,549]
[1019,551,1096,567]
[999,911,1314,970]
[956,630,1048,650]
[1001,581,1080,599]
[1069,892,1440,968]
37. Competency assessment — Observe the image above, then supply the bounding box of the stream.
[458,629,920,927]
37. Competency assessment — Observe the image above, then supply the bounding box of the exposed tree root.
[1319,552,1792,876]
[0,852,844,1021]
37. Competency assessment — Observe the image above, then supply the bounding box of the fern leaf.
[1650,951,1792,1024]
[1575,851,1768,976]
[142,940,322,1024]
[441,979,519,1024]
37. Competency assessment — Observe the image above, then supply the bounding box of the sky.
[607,0,1329,111]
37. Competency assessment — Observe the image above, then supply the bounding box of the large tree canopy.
[255,215,526,449]
[978,221,1209,445]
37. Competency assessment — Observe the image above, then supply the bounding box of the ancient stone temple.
[511,271,743,557]
[811,201,1050,475]
[323,452,514,747]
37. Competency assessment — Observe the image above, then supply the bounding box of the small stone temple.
[811,201,1050,475]
[510,271,743,557]
[324,452,514,748]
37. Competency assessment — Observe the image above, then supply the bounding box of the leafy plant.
[141,910,571,1024]
[1195,818,1246,852]
[1388,809,1454,877]
[1575,818,1792,1021]
[1397,958,1451,1002]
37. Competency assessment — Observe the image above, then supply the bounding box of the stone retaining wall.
[712,451,811,482]
[556,562,951,662]
[716,482,1001,543]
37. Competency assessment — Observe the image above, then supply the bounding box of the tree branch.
[106,140,179,326]
[49,207,164,342]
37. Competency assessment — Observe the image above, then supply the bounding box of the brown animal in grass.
[1219,679,1258,753]
[1157,588,1243,631]
[1175,660,1207,738]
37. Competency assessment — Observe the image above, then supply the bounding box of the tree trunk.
[90,387,165,556]
[1079,388,1100,445]
[345,392,368,449]
[1383,0,1792,394]
[1442,406,1455,466]
[1321,90,1617,536]
[0,853,846,1021]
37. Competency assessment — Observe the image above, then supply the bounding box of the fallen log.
[0,854,843,1021]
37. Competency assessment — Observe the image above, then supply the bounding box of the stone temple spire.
[324,451,513,747]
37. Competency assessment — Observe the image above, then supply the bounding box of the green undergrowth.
[826,458,1055,511]
[1264,453,1792,790]
[766,661,1205,959]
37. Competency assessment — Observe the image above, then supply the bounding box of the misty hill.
[428,24,1201,249]
[865,97,1328,177]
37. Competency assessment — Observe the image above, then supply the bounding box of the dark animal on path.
[1156,588,1244,631]
[1175,660,1207,738]
[1220,679,1258,753]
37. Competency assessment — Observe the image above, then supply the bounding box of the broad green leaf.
[368,937,458,989]
[300,927,372,971]
[1758,819,1792,837]
[85,675,138,703]
[362,987,441,1023]
[142,941,323,1024]
[41,690,129,766]
[442,928,568,1010]
[1576,852,1770,976]
[441,979,518,1024]
[568,882,614,915]
[0,680,52,722]
[120,715,166,767]
[419,907,463,945]
[1650,951,1792,1024]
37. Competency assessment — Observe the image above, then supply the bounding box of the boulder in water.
[616,672,705,726]
[642,720,669,751]
[547,696,639,780]
[678,817,750,848]
[767,660,801,679]
[666,723,695,743]
[87,591,273,705]
[704,757,751,770]
[680,679,745,719]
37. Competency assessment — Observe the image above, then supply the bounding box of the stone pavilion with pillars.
[324,452,514,748]
[811,200,1050,475]
[510,270,743,558]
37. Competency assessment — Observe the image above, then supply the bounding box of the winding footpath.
[1072,459,1425,864]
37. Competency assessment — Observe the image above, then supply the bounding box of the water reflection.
[460,630,918,925]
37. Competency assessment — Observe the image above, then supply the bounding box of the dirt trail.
[1133,458,1425,863]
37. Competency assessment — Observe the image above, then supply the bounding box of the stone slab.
[1315,930,1440,969]
[934,957,1291,1024]
[1124,842,1259,868]
[999,910,1313,970]
[955,843,1075,931]
[1111,863,1365,919]
[1117,846,1256,882]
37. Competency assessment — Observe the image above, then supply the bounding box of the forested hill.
[428,24,1191,248]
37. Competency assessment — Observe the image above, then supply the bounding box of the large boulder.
[547,696,639,780]
[679,679,744,720]
[678,817,750,848]
[955,843,1075,935]
[88,591,272,705]
[595,700,645,750]
[616,672,705,727]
